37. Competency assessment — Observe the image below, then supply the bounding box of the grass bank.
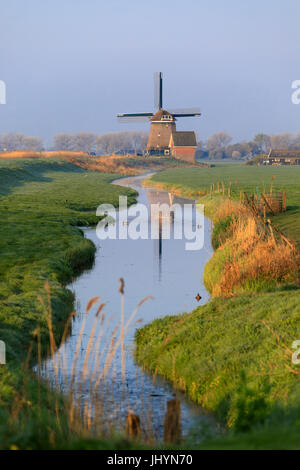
[0,158,138,449]
[135,164,300,448]
[0,150,209,175]
[145,164,300,245]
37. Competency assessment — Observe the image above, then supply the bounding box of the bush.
[64,239,96,275]
[212,214,235,250]
[228,373,271,432]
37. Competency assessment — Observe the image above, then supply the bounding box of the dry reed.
[209,200,299,297]
[21,279,180,446]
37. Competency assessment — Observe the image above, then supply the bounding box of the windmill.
[117,73,201,158]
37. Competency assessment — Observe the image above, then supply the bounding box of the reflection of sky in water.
[42,174,215,441]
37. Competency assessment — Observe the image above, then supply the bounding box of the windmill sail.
[117,73,201,122]
[154,72,163,110]
[168,107,201,117]
[117,112,153,122]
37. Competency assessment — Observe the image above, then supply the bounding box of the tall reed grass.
[6,278,184,448]
[204,199,299,297]
[0,150,89,159]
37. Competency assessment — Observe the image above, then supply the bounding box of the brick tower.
[146,109,176,156]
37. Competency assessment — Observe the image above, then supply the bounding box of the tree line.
[0,133,44,152]
[1,130,300,159]
[0,131,148,155]
[197,131,300,160]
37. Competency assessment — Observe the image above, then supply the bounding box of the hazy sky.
[1,0,300,146]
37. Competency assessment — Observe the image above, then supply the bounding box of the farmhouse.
[265,149,300,165]
[169,131,197,163]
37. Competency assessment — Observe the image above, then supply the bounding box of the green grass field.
[2,159,300,449]
[135,290,300,448]
[135,163,300,449]
[0,158,137,449]
[0,158,137,359]
[148,165,300,245]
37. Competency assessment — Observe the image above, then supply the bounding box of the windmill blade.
[117,112,153,118]
[117,112,153,123]
[154,72,163,109]
[168,107,201,117]
[117,116,152,123]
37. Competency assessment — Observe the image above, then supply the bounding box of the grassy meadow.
[135,163,300,449]
[0,150,207,175]
[135,290,300,449]
[0,157,138,449]
[2,157,300,449]
[147,164,300,245]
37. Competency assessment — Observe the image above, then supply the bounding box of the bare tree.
[196,139,204,151]
[232,150,242,159]
[290,132,300,149]
[0,133,25,151]
[53,132,96,153]
[253,133,271,153]
[270,133,292,150]
[95,133,116,155]
[114,132,129,155]
[206,131,232,151]
[95,131,148,155]
[23,136,44,151]
[0,133,44,151]
[129,131,148,155]
[73,132,96,153]
[224,142,257,159]
[53,133,75,151]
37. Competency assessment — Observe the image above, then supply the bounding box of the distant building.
[265,149,300,165]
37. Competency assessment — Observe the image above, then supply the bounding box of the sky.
[1,0,300,146]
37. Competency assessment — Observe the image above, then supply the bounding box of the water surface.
[44,173,214,440]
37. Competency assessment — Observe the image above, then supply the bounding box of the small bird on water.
[195,293,202,302]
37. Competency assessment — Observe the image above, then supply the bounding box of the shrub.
[228,373,272,432]
[64,239,96,275]
[205,199,299,296]
[212,214,235,250]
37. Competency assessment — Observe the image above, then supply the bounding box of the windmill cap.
[151,109,175,121]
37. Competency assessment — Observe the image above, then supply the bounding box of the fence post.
[267,218,276,242]
[228,182,232,200]
[163,399,181,445]
[125,411,141,440]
